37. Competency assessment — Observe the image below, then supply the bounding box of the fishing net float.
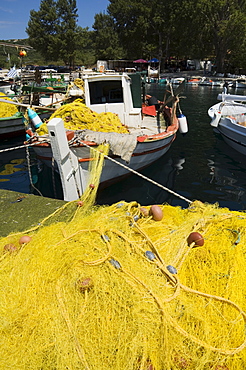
[0,144,246,370]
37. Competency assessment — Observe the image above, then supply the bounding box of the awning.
[148,58,159,63]
[133,59,148,63]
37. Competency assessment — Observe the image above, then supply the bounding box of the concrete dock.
[0,189,68,238]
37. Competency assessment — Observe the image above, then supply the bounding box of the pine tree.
[26,0,79,66]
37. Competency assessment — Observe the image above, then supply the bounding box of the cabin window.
[88,80,123,104]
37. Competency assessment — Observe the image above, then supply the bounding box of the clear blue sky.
[0,0,109,40]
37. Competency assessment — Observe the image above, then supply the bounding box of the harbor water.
[1,83,246,211]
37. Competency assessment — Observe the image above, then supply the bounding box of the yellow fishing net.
[0,92,18,117]
[0,143,246,370]
[36,99,129,135]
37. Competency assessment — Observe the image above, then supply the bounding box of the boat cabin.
[83,73,142,129]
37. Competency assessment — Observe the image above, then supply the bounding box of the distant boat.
[199,77,213,86]
[170,77,185,85]
[208,89,246,155]
[0,81,14,96]
[187,78,201,86]
[211,80,224,88]
[233,78,246,89]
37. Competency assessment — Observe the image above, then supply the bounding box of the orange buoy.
[150,205,163,221]
[187,232,204,247]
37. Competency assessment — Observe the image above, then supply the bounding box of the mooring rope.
[0,139,50,153]
[0,135,192,205]
[70,139,193,205]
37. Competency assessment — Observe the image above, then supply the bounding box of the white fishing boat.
[233,78,246,89]
[0,92,26,139]
[199,77,213,86]
[208,89,246,155]
[198,78,224,87]
[170,77,185,85]
[27,72,188,201]
[211,80,225,87]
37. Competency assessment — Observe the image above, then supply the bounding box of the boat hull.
[216,117,246,155]
[33,131,177,185]
[0,112,51,140]
[0,115,25,139]
[208,94,246,155]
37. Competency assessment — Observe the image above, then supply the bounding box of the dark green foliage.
[26,0,86,67]
[106,0,246,72]
[1,0,245,73]
[92,13,124,60]
[26,0,59,62]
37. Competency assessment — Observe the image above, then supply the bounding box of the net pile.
[36,98,129,135]
[0,146,246,370]
[0,92,19,118]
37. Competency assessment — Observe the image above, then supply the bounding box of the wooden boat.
[0,109,53,140]
[208,89,246,155]
[27,72,188,201]
[0,113,25,139]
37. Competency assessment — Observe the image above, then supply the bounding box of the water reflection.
[97,153,181,206]
[206,135,246,209]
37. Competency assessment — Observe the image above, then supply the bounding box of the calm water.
[1,84,246,211]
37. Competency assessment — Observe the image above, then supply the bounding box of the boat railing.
[218,93,246,103]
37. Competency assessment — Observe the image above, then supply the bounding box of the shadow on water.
[96,152,183,206]
[0,84,246,210]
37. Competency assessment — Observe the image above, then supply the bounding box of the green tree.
[75,28,96,67]
[104,0,246,73]
[92,12,124,60]
[56,0,78,66]
[106,0,185,63]
[197,0,246,72]
[146,0,180,68]
[26,0,59,62]
[175,0,246,72]
[107,0,151,59]
[26,0,81,66]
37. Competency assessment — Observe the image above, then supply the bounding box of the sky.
[0,0,109,40]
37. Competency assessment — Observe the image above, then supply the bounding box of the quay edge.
[0,189,68,238]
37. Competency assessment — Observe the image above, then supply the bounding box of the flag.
[7,66,18,78]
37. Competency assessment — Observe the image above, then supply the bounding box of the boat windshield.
[88,80,123,104]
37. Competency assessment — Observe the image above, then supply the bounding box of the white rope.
[0,140,50,153]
